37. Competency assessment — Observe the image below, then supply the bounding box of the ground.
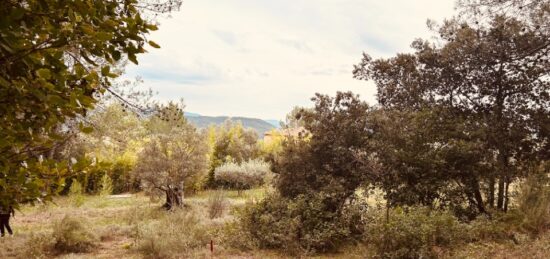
[0,190,548,258]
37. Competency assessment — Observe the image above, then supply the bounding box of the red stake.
[210,239,214,253]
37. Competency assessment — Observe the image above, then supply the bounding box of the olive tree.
[134,103,208,209]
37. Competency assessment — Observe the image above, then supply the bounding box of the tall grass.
[207,190,227,219]
[517,163,550,235]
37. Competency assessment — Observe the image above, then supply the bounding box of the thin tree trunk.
[472,180,487,215]
[496,151,509,211]
[504,178,510,212]
[488,177,495,208]
[497,177,505,210]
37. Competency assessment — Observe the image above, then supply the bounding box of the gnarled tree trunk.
[162,182,184,210]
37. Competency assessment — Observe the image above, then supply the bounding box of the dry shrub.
[207,190,227,219]
[23,233,55,258]
[137,210,212,258]
[517,163,550,235]
[52,215,97,253]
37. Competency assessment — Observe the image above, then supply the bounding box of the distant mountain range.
[184,112,280,137]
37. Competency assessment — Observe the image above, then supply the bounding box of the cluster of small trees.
[55,101,276,208]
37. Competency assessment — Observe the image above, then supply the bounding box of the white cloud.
[125,0,456,120]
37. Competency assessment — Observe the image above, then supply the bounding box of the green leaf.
[148,40,160,48]
[101,66,111,76]
[80,126,94,134]
[97,32,112,41]
[36,68,51,79]
[128,53,138,64]
[112,50,121,61]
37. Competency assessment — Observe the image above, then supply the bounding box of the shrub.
[137,210,212,258]
[228,192,365,255]
[207,190,227,219]
[69,179,83,195]
[69,180,85,207]
[465,215,514,242]
[52,215,97,253]
[100,174,114,196]
[23,233,54,258]
[516,163,550,235]
[364,206,462,259]
[214,159,272,190]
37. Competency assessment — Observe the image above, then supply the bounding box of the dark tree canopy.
[274,92,376,210]
[354,14,549,214]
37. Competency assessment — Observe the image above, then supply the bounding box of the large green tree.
[0,0,180,208]
[274,92,376,210]
[354,15,549,213]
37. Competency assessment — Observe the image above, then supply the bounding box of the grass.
[0,188,548,258]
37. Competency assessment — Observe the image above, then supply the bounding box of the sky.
[124,0,457,120]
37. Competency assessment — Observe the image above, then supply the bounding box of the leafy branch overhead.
[0,0,181,207]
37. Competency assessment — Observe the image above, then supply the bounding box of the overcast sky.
[124,0,457,120]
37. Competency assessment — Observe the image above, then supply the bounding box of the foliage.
[232,192,366,255]
[365,207,463,259]
[282,106,310,128]
[69,179,85,207]
[134,102,208,208]
[206,121,260,187]
[69,180,83,196]
[214,159,272,190]
[100,174,114,196]
[52,215,97,253]
[258,129,285,158]
[273,92,375,208]
[368,108,492,218]
[354,13,549,214]
[0,0,166,208]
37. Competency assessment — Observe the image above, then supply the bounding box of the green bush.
[464,214,517,243]
[52,215,97,253]
[365,207,462,259]
[69,180,85,207]
[228,192,365,255]
[214,159,272,190]
[100,174,114,196]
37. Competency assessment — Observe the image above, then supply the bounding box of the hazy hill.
[185,113,276,136]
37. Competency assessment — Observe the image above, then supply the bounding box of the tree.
[0,0,180,208]
[234,92,375,253]
[368,108,493,217]
[274,92,376,210]
[205,121,260,187]
[354,15,549,213]
[134,103,208,209]
[282,106,310,129]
